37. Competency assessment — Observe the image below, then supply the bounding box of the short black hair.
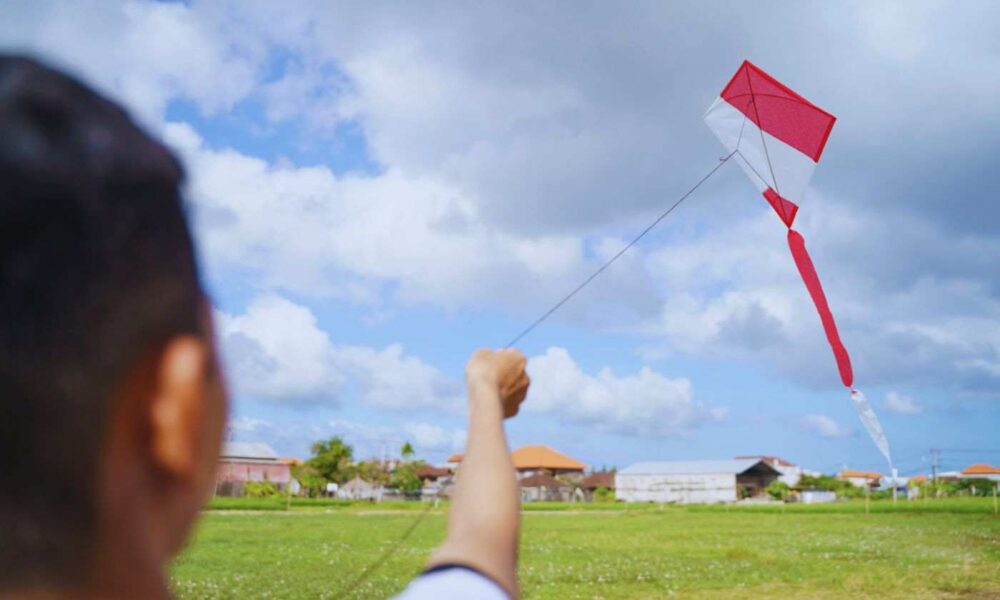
[0,55,203,588]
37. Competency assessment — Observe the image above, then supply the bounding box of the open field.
[171,499,1000,599]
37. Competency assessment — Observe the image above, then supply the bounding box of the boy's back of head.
[0,55,205,590]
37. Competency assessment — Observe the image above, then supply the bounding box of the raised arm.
[426,348,530,599]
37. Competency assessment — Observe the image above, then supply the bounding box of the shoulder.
[393,564,510,600]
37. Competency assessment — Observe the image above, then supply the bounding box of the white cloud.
[526,347,725,437]
[0,1,264,125]
[228,416,464,460]
[4,1,998,402]
[337,345,463,413]
[323,420,464,455]
[216,294,344,402]
[216,293,461,411]
[163,121,656,324]
[801,414,852,439]
[884,391,923,415]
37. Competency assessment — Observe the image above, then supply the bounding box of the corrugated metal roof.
[618,459,768,476]
[221,441,279,460]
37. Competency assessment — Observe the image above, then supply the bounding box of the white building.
[798,489,836,504]
[616,459,781,504]
[337,476,378,500]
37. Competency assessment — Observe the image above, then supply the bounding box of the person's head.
[0,55,228,596]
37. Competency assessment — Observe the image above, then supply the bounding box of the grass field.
[170,499,1000,599]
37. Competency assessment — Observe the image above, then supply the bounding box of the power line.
[503,150,736,348]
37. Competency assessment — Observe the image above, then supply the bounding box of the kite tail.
[786,229,893,469]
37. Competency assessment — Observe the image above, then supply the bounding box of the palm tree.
[400,441,415,459]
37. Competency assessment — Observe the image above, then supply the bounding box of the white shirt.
[394,566,509,600]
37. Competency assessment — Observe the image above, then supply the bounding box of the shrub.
[594,487,615,503]
[766,481,791,501]
[244,481,281,498]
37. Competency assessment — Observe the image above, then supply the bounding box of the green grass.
[170,499,1000,599]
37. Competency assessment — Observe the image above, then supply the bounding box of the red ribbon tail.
[787,229,854,388]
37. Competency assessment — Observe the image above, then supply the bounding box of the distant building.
[416,465,454,499]
[616,459,781,504]
[511,445,586,478]
[338,476,378,500]
[446,453,464,470]
[735,455,803,486]
[837,470,882,489]
[448,445,587,480]
[520,471,572,502]
[798,489,837,504]
[575,470,615,501]
[216,442,291,496]
[962,463,1000,482]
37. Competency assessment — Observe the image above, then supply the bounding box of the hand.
[466,348,530,419]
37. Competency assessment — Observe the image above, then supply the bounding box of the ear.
[148,336,210,478]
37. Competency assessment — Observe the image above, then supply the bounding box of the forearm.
[428,379,521,598]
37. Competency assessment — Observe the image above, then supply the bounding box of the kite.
[704,60,892,470]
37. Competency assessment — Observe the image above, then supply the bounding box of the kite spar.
[704,60,892,470]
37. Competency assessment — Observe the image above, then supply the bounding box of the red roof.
[519,472,569,489]
[578,471,615,490]
[447,453,464,463]
[416,465,451,479]
[511,445,586,471]
[962,463,1000,475]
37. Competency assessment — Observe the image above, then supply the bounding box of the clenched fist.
[466,348,530,419]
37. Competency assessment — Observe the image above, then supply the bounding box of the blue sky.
[3,1,998,476]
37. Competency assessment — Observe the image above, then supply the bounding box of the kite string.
[504,149,736,348]
[340,150,736,598]
[335,501,436,599]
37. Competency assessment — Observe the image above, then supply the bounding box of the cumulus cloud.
[0,0,264,125]
[884,391,923,415]
[216,294,461,411]
[527,347,726,437]
[801,414,852,439]
[4,1,998,407]
[228,416,464,459]
[164,122,657,326]
[216,294,345,402]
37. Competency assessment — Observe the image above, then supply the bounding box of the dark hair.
[0,55,202,588]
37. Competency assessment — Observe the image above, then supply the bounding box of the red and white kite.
[705,61,892,470]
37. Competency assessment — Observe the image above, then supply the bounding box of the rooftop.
[579,471,615,490]
[449,446,587,472]
[838,470,883,480]
[962,463,1000,475]
[734,455,797,467]
[416,465,452,479]
[221,441,280,461]
[618,459,778,476]
[511,445,586,471]
[519,472,569,489]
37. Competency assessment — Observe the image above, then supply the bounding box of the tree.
[766,480,791,501]
[391,460,426,494]
[400,441,415,459]
[355,459,392,486]
[306,437,354,484]
[798,474,863,499]
[291,464,327,497]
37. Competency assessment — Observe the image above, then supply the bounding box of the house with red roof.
[962,463,1000,482]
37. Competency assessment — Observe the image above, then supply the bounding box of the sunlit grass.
[171,498,1000,599]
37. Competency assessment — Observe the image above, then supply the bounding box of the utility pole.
[930,449,940,483]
